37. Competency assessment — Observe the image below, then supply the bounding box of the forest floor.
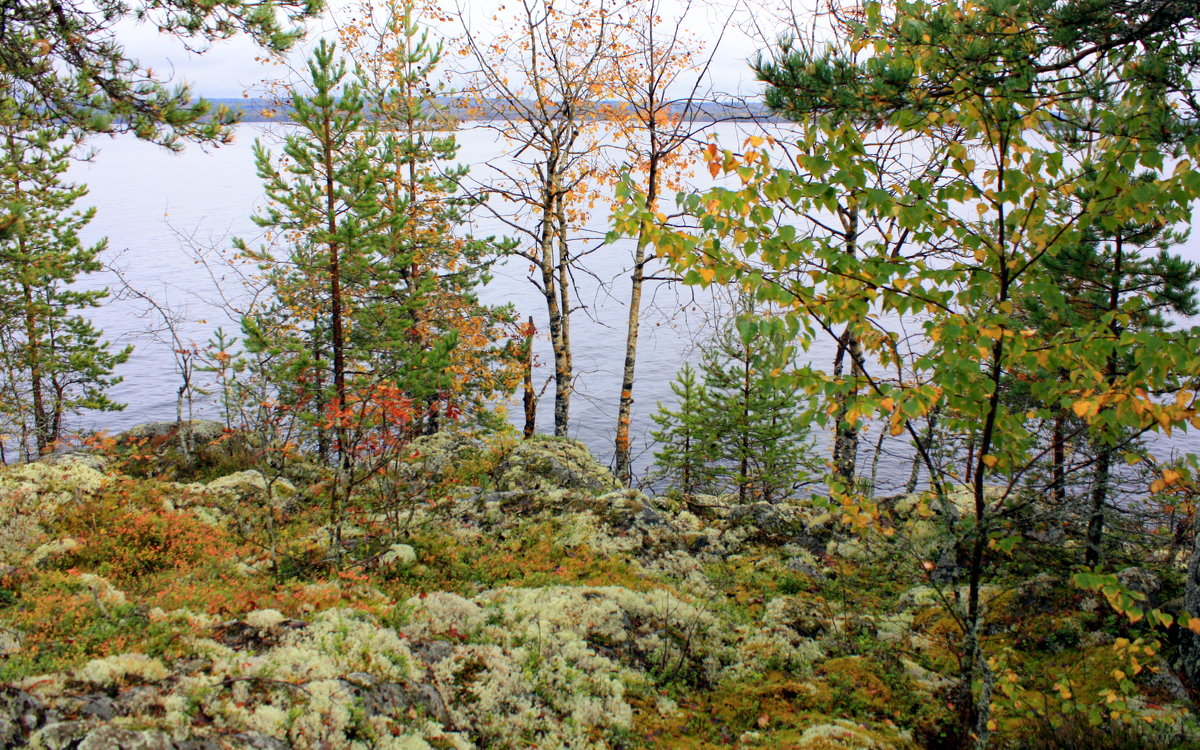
[1,423,1197,748]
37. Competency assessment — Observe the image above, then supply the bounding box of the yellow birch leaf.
[981,454,998,468]
[1072,400,1091,418]
[697,267,715,284]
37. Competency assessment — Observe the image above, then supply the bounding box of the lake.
[63,122,1200,489]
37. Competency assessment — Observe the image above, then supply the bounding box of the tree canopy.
[0,0,322,149]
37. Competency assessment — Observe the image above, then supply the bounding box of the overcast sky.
[115,0,799,100]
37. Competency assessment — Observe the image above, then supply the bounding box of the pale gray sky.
[116,0,794,99]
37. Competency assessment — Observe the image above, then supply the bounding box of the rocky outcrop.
[117,420,227,446]
[493,435,620,497]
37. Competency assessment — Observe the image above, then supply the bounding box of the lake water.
[63,122,1200,489]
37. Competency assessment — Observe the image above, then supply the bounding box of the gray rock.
[494,436,620,495]
[0,686,45,747]
[39,452,110,472]
[222,734,289,750]
[357,681,411,718]
[172,740,222,750]
[727,502,818,545]
[78,726,172,750]
[77,695,118,721]
[29,720,90,749]
[411,682,450,725]
[1116,567,1161,605]
[118,420,226,446]
[411,640,454,666]
[784,556,826,581]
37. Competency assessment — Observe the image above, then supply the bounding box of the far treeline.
[5,0,1200,747]
[205,97,782,123]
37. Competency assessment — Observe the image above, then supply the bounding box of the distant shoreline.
[203,97,782,124]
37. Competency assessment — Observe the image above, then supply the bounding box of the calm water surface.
[66,123,1200,488]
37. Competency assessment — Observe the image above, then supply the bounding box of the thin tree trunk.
[553,193,573,437]
[1051,406,1066,504]
[323,112,348,563]
[739,341,752,503]
[523,316,536,439]
[1179,508,1200,690]
[1085,235,1124,567]
[615,233,647,482]
[614,124,661,484]
[1085,445,1114,566]
[20,281,49,455]
[832,325,862,483]
[831,206,860,484]
[960,147,1013,748]
[907,406,941,494]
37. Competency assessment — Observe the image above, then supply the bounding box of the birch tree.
[455,0,628,437]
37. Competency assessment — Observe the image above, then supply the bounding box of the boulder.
[77,726,173,750]
[0,686,46,747]
[204,470,296,510]
[493,435,620,496]
[39,451,110,473]
[117,420,226,445]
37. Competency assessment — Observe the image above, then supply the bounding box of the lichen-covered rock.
[16,608,469,750]
[1116,567,1161,604]
[794,719,915,749]
[0,462,110,566]
[39,451,110,473]
[76,726,174,750]
[399,431,489,485]
[0,686,46,747]
[205,470,296,510]
[492,436,619,497]
[28,720,90,750]
[118,420,226,445]
[726,501,823,544]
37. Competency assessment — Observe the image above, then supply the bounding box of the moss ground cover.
[0,429,1197,748]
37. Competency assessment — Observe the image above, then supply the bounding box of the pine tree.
[650,363,717,498]
[237,39,388,462]
[0,99,131,460]
[1019,193,1200,565]
[700,316,814,504]
[652,314,814,504]
[345,0,522,431]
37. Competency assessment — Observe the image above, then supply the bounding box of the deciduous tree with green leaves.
[619,0,1200,741]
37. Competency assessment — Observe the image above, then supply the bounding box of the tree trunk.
[523,316,536,439]
[1085,444,1113,566]
[20,280,49,456]
[831,206,860,485]
[1051,406,1066,504]
[960,160,1012,748]
[323,112,348,563]
[1085,235,1124,567]
[1179,507,1200,690]
[832,325,862,483]
[553,193,573,437]
[614,138,661,484]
